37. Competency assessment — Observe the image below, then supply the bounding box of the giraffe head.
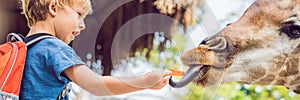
[170,0,300,92]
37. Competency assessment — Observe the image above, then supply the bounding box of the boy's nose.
[79,20,86,30]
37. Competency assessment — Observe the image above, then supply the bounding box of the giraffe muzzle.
[169,35,234,88]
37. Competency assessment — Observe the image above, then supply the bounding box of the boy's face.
[53,3,87,44]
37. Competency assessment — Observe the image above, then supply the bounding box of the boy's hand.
[143,70,172,90]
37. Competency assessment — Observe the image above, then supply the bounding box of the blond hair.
[21,0,93,27]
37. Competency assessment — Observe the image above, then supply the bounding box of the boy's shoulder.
[42,37,68,47]
[29,37,73,53]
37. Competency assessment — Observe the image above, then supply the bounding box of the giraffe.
[169,0,300,93]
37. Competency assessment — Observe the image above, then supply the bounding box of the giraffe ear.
[280,22,300,39]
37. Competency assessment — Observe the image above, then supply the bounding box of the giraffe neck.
[223,51,300,93]
[253,53,300,93]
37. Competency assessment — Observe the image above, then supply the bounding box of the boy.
[20,0,172,99]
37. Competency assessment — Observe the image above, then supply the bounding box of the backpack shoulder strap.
[6,33,25,42]
[57,82,72,100]
[6,33,54,48]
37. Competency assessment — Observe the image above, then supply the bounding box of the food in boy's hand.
[169,69,184,76]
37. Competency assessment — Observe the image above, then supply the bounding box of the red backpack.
[0,33,52,99]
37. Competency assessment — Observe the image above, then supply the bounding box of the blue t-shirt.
[20,37,84,100]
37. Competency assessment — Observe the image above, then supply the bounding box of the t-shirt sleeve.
[48,46,85,82]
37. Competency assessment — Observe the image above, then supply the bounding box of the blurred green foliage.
[187,82,300,100]
[134,31,185,70]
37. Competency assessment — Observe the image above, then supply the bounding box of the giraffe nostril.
[202,36,227,52]
[199,37,210,45]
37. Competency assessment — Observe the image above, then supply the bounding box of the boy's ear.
[48,0,57,17]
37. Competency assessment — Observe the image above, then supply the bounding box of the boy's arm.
[63,65,170,96]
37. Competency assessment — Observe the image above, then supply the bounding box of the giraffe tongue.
[169,65,204,88]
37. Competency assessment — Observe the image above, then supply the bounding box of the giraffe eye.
[280,23,300,39]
